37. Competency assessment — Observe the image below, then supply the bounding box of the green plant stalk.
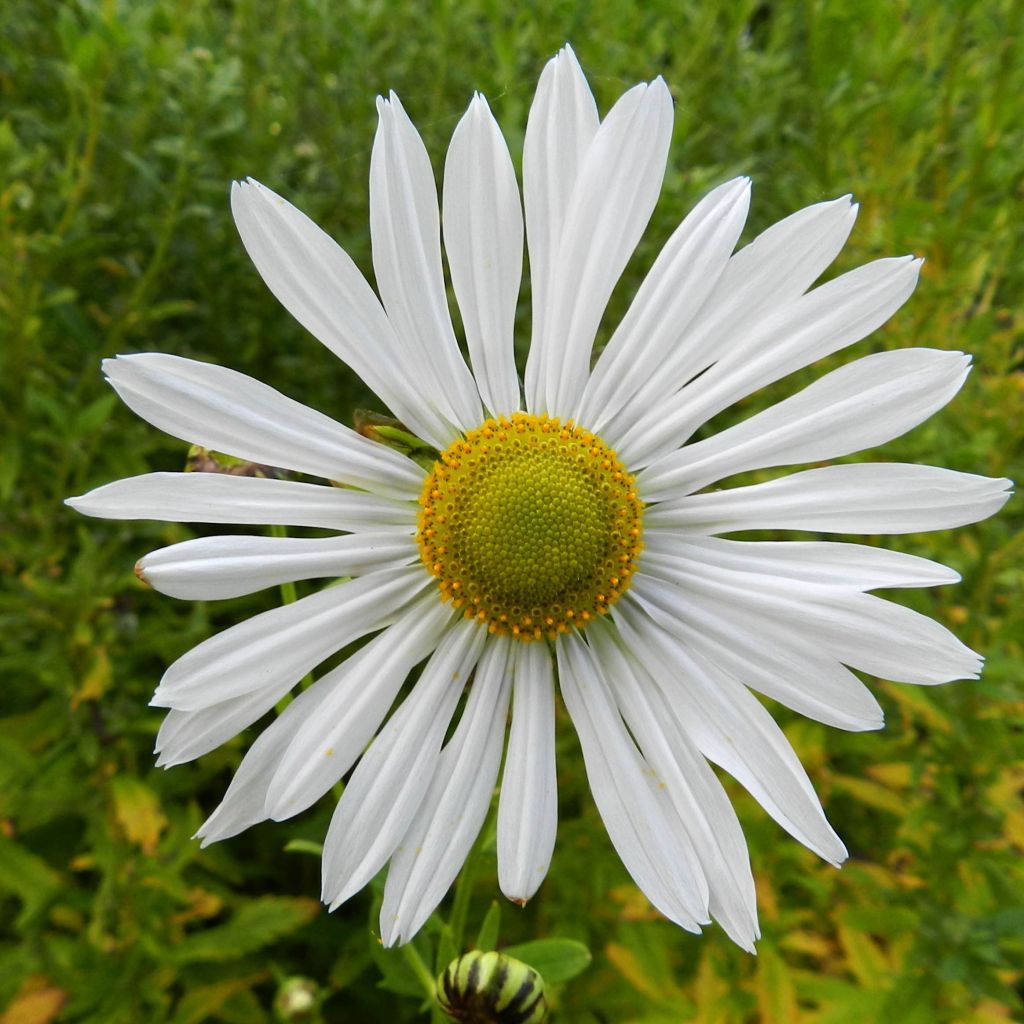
[449,803,496,953]
[400,941,438,1003]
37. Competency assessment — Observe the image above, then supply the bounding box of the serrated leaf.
[171,898,319,964]
[501,938,592,984]
[171,972,267,1024]
[370,941,430,999]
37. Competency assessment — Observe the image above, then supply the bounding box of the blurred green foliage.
[1,0,1022,1021]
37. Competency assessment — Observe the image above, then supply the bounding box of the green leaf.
[170,897,319,964]
[171,973,268,1024]
[434,922,457,978]
[0,834,62,930]
[474,900,501,953]
[501,938,592,984]
[110,776,167,855]
[370,942,430,1000]
[283,839,325,857]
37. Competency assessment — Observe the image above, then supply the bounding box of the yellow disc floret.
[417,413,643,642]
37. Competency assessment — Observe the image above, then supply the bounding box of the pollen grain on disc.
[416,413,643,642]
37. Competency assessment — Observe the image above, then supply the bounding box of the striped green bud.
[437,950,547,1024]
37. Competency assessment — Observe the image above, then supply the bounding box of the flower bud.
[437,950,547,1023]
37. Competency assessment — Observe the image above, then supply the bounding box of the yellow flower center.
[417,413,643,642]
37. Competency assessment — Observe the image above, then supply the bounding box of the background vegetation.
[1,1,1022,1021]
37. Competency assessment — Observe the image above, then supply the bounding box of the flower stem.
[400,941,438,1003]
[449,803,495,951]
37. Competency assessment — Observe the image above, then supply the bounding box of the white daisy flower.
[67,45,1011,952]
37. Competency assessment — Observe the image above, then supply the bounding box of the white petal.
[643,533,960,589]
[523,45,599,412]
[619,255,922,467]
[138,532,416,600]
[624,195,858,419]
[371,93,482,432]
[815,591,983,685]
[557,633,709,931]
[637,558,981,686]
[646,463,1013,535]
[154,679,293,768]
[614,600,848,865]
[230,179,455,449]
[497,641,558,903]
[322,619,487,908]
[103,354,425,499]
[443,94,522,417]
[530,78,675,416]
[639,349,971,499]
[195,673,339,845]
[150,566,428,711]
[588,621,759,950]
[380,638,512,946]
[578,177,751,435]
[632,570,884,731]
[66,472,417,531]
[264,595,453,821]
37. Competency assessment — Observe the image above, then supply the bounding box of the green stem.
[400,942,438,1003]
[449,804,495,951]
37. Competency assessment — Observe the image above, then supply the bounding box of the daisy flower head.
[68,44,1012,952]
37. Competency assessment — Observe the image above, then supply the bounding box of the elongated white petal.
[620,256,922,466]
[639,349,971,500]
[533,79,674,416]
[637,558,981,685]
[633,571,883,731]
[195,672,339,845]
[230,179,455,449]
[380,638,512,946]
[816,591,983,684]
[103,354,424,499]
[322,620,486,908]
[151,566,428,711]
[617,195,858,425]
[497,642,558,903]
[579,177,751,434]
[155,678,294,768]
[371,93,482,432]
[646,463,1013,535]
[558,633,709,930]
[523,45,599,411]
[138,532,416,601]
[615,601,848,864]
[588,621,759,950]
[643,533,960,589]
[264,595,453,821]
[443,94,522,417]
[66,472,417,531]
